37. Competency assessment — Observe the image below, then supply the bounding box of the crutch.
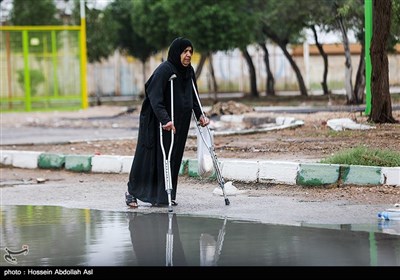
[160,74,177,213]
[191,79,230,206]
[165,212,174,266]
[199,217,227,266]
[214,217,227,264]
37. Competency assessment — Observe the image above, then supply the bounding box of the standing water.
[1,205,400,266]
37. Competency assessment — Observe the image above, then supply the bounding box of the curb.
[1,149,399,187]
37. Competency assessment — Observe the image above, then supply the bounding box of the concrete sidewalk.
[1,149,399,187]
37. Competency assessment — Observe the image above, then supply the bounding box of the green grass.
[326,130,360,137]
[320,145,400,167]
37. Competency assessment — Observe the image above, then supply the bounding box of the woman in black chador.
[125,37,209,207]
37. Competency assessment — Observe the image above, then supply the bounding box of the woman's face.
[180,47,193,67]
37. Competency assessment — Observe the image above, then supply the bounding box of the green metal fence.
[0,26,86,112]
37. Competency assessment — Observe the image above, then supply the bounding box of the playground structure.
[0,25,87,112]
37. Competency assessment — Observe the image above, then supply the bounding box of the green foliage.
[326,129,356,138]
[336,0,365,41]
[71,0,119,63]
[258,0,310,45]
[320,145,400,167]
[10,0,61,25]
[391,0,400,42]
[131,0,175,51]
[164,0,257,52]
[107,0,157,63]
[17,69,45,96]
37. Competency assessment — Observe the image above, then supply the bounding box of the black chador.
[127,38,203,206]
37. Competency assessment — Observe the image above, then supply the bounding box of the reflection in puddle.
[1,205,400,266]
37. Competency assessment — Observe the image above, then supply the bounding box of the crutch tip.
[225,198,230,206]
[168,207,173,212]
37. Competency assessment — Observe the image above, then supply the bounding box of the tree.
[70,0,119,104]
[388,0,400,49]
[259,0,309,96]
[108,0,158,88]
[333,1,355,104]
[252,0,275,96]
[334,0,366,105]
[164,0,257,97]
[258,42,275,96]
[369,0,397,123]
[392,0,400,40]
[309,25,330,95]
[304,0,337,96]
[241,47,258,98]
[131,0,176,52]
[10,0,60,25]
[8,0,62,53]
[72,0,119,63]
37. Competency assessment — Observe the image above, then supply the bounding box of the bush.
[17,69,45,96]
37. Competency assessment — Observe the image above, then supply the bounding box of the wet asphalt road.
[1,127,137,145]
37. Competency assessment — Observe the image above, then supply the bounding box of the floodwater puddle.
[1,205,400,266]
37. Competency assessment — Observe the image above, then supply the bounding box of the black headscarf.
[167,37,193,78]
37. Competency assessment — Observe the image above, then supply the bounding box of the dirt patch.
[235,179,400,205]
[208,100,255,116]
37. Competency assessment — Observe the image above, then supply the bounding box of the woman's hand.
[162,121,176,133]
[199,115,210,127]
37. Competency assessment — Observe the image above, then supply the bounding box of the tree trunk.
[336,15,355,104]
[311,25,329,95]
[241,47,259,98]
[369,0,396,123]
[353,43,365,104]
[262,26,307,96]
[95,62,102,106]
[195,53,207,80]
[115,52,121,96]
[259,42,275,96]
[279,43,308,96]
[208,53,218,101]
